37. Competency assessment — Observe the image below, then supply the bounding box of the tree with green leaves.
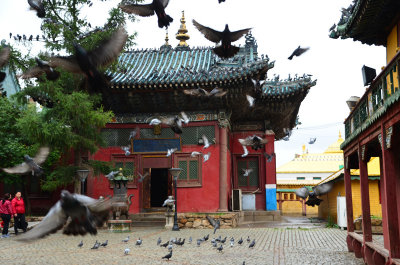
[9,0,141,194]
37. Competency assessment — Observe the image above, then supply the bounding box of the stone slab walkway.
[0,227,363,265]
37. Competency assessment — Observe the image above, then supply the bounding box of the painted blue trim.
[266,188,277,211]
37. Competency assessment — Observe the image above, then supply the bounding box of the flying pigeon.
[28,0,45,18]
[191,151,202,157]
[105,170,119,180]
[2,147,50,176]
[157,237,162,246]
[162,198,175,209]
[203,152,211,162]
[166,148,177,157]
[239,135,268,150]
[242,168,253,177]
[162,250,173,261]
[160,241,169,247]
[91,240,100,249]
[246,95,255,107]
[202,135,210,149]
[128,130,137,141]
[251,78,265,99]
[137,172,149,183]
[136,238,142,246]
[16,190,113,241]
[241,145,249,157]
[206,216,220,234]
[119,0,173,29]
[217,244,223,252]
[100,240,108,247]
[149,118,161,125]
[180,111,189,124]
[122,146,131,156]
[124,248,130,255]
[48,27,128,92]
[78,240,83,248]
[218,0,225,3]
[264,152,275,162]
[0,47,11,83]
[288,46,310,60]
[283,128,292,141]
[249,239,255,248]
[183,87,227,97]
[154,115,185,134]
[295,182,333,207]
[192,20,251,58]
[122,235,130,243]
[19,58,60,81]
[309,137,317,144]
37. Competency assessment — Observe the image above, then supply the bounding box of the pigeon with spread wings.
[192,19,251,58]
[19,58,60,81]
[295,183,333,207]
[16,190,113,241]
[238,135,268,150]
[206,215,220,234]
[119,0,173,29]
[2,147,49,176]
[0,47,11,83]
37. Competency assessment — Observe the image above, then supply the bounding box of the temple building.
[85,12,316,217]
[330,0,400,263]
[276,133,344,216]
[0,40,20,98]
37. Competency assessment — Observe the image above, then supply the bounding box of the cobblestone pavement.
[0,227,363,265]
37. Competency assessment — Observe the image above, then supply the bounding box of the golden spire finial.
[176,10,190,47]
[339,130,342,139]
[302,144,306,154]
[165,30,169,46]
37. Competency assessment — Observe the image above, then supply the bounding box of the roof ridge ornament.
[176,10,190,49]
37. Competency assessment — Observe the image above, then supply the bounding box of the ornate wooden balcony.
[342,51,400,149]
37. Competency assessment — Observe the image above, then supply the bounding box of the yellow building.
[276,133,344,216]
[318,157,382,222]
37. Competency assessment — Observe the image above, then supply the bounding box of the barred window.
[181,126,215,145]
[237,157,259,188]
[101,128,133,147]
[140,128,175,139]
[111,157,137,188]
[175,154,202,187]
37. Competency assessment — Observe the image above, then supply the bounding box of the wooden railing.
[344,51,400,140]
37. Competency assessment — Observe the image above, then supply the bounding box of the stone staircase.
[239,210,282,223]
[131,208,166,227]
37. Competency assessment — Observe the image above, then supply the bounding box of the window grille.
[175,155,201,185]
[140,128,175,139]
[181,126,215,145]
[101,128,133,147]
[237,158,259,188]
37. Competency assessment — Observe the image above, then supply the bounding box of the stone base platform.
[107,220,132,232]
[177,212,239,229]
[240,210,282,223]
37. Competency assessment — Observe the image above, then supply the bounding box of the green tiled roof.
[329,0,400,46]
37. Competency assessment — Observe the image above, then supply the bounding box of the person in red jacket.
[0,193,13,238]
[11,191,27,235]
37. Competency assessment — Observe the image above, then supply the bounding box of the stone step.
[131,217,165,222]
[240,211,281,222]
[131,220,165,227]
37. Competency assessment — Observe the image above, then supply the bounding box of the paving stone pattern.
[0,227,364,265]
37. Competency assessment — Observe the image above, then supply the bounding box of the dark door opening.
[150,168,169,207]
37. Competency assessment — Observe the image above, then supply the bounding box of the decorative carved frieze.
[112,111,220,124]
[361,145,366,161]
[385,126,393,149]
[378,133,383,149]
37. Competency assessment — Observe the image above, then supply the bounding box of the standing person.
[11,191,27,235]
[0,193,12,238]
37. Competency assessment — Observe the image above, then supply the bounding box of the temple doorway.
[150,168,169,207]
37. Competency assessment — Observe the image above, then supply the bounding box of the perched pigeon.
[157,237,162,246]
[247,236,250,243]
[160,241,169,247]
[183,87,227,97]
[105,171,119,180]
[48,27,128,92]
[217,244,223,252]
[28,0,45,18]
[119,0,173,29]
[78,240,83,248]
[192,20,251,58]
[220,237,227,244]
[238,237,243,245]
[162,250,173,261]
[19,58,60,81]
[241,145,249,157]
[239,135,268,150]
[100,240,108,247]
[230,241,234,247]
[176,238,185,246]
[137,172,149,183]
[91,240,100,249]
[122,146,131,156]
[124,247,130,255]
[166,148,177,157]
[246,95,255,107]
[249,239,255,248]
[136,238,142,246]
[203,234,209,241]
[167,243,173,251]
[329,23,336,32]
[309,137,317,144]
[203,152,211,162]
[16,190,113,241]
[264,152,275,162]
[188,236,192,244]
[242,168,253,177]
[3,147,50,176]
[122,236,130,243]
[288,46,310,60]
[202,135,210,149]
[295,183,333,207]
[212,241,218,248]
[191,151,202,157]
[197,239,201,247]
[206,216,220,234]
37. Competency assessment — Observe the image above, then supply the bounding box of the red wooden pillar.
[358,146,372,242]
[218,122,228,212]
[344,158,354,232]
[380,126,400,258]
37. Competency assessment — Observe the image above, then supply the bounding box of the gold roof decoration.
[277,131,344,173]
[165,30,170,46]
[176,10,190,47]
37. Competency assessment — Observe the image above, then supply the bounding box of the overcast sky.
[0,0,385,167]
